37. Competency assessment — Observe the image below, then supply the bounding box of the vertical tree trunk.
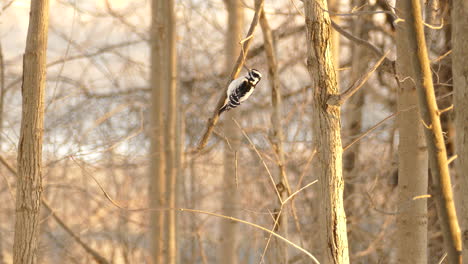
[220,0,243,263]
[259,9,290,263]
[304,0,350,263]
[0,43,4,149]
[13,0,49,263]
[395,1,428,262]
[403,1,462,263]
[150,0,168,263]
[452,0,468,260]
[164,0,178,263]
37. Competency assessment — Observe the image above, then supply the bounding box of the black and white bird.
[218,69,262,114]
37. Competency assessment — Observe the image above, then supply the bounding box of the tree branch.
[196,0,264,152]
[330,20,395,74]
[328,51,389,106]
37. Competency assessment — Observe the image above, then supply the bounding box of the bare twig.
[330,20,394,73]
[178,208,320,264]
[0,155,111,264]
[233,118,283,204]
[196,0,264,152]
[1,0,16,12]
[343,91,454,152]
[283,180,318,205]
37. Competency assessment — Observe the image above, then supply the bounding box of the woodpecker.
[219,69,262,114]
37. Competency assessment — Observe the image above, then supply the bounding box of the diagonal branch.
[195,0,264,152]
[330,20,395,74]
[403,0,461,262]
[328,51,389,106]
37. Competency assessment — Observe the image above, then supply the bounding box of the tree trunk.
[304,0,350,263]
[395,1,428,262]
[402,1,462,263]
[150,0,168,262]
[164,0,178,263]
[13,0,49,263]
[452,0,468,260]
[0,42,4,149]
[259,9,290,263]
[219,0,243,263]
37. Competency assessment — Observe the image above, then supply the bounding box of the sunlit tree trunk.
[0,43,4,150]
[403,0,462,262]
[13,0,49,263]
[394,1,428,262]
[304,0,349,263]
[164,0,178,263]
[219,0,243,263]
[452,0,468,260]
[150,0,168,263]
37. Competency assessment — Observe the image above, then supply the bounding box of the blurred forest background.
[1,0,467,263]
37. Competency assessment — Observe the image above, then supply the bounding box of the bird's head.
[248,69,262,85]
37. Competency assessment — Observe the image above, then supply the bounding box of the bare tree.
[150,0,168,263]
[304,0,350,263]
[403,0,462,263]
[395,1,428,262]
[452,0,468,260]
[0,42,4,149]
[13,0,49,263]
[164,0,178,263]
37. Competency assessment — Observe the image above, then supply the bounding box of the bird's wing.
[226,76,245,96]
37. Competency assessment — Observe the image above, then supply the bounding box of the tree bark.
[164,0,178,263]
[150,0,168,263]
[0,42,4,149]
[304,0,350,263]
[13,0,49,263]
[395,1,428,262]
[219,0,243,263]
[452,0,468,260]
[403,1,462,263]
